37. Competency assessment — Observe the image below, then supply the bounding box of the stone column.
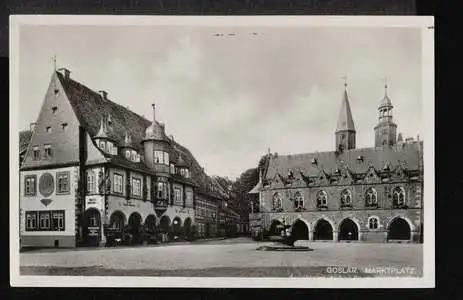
[333,230,339,242]
[99,209,106,247]
[308,231,314,241]
[358,230,364,242]
[410,231,419,243]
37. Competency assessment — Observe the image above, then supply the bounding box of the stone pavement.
[20,238,423,277]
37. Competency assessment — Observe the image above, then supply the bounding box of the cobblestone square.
[20,238,423,277]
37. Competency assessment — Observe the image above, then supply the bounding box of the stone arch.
[338,218,360,241]
[144,214,157,231]
[172,216,183,234]
[337,217,361,233]
[387,216,413,241]
[386,215,415,232]
[159,215,171,233]
[269,219,284,236]
[109,210,126,231]
[291,218,310,241]
[82,208,102,246]
[313,218,334,241]
[128,212,143,244]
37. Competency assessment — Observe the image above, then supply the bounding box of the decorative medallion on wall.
[40,198,52,207]
[39,173,54,197]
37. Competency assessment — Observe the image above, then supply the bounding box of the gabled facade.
[19,69,228,248]
[250,82,423,243]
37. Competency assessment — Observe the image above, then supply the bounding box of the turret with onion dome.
[142,103,171,174]
[374,81,398,147]
[94,117,118,155]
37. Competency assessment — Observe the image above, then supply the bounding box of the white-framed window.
[272,193,282,210]
[164,152,169,165]
[154,150,164,164]
[125,150,131,160]
[107,142,114,154]
[130,151,136,162]
[317,190,328,207]
[44,144,53,159]
[365,188,378,207]
[170,164,175,174]
[51,211,65,231]
[39,212,50,230]
[24,175,37,196]
[26,212,37,231]
[56,171,70,194]
[340,189,352,207]
[393,186,406,206]
[32,146,40,160]
[99,140,105,151]
[113,174,123,194]
[368,216,379,229]
[185,169,190,178]
[132,178,142,197]
[294,191,304,209]
[174,187,182,206]
[87,171,96,193]
[156,181,168,199]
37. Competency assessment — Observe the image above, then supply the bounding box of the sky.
[18,25,422,179]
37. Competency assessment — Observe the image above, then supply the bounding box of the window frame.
[51,210,65,231]
[32,146,40,160]
[39,211,51,231]
[44,144,53,159]
[368,216,379,230]
[174,187,182,206]
[25,211,38,231]
[392,186,406,207]
[56,171,70,195]
[316,190,328,208]
[24,174,37,196]
[113,173,124,194]
[131,177,142,198]
[365,188,378,207]
[87,171,96,194]
[272,193,282,210]
[340,189,352,207]
[294,191,304,209]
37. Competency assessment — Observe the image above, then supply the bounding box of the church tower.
[374,82,397,147]
[335,81,356,151]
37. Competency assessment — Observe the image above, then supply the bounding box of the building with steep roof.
[19,68,229,248]
[249,83,423,243]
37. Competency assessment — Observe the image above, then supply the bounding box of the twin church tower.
[335,81,398,151]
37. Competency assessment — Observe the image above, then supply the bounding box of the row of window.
[197,207,217,219]
[24,172,70,196]
[25,210,65,231]
[31,145,53,161]
[272,187,406,210]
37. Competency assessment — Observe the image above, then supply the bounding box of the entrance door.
[388,218,411,240]
[338,219,359,241]
[291,220,309,241]
[314,219,333,241]
[83,209,101,246]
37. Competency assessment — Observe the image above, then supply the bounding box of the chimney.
[99,90,108,101]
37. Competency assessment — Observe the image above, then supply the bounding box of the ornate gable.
[390,162,409,182]
[337,166,355,185]
[314,168,330,186]
[363,164,381,184]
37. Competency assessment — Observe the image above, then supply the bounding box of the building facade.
[249,83,423,243]
[19,69,230,248]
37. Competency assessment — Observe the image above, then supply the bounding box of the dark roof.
[336,89,356,132]
[265,141,423,181]
[19,130,32,152]
[56,71,225,200]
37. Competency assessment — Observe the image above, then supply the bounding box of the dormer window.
[52,106,58,114]
[125,150,131,160]
[185,169,190,178]
[311,157,318,164]
[107,142,113,154]
[62,123,68,131]
[357,155,364,162]
[32,146,40,160]
[46,126,52,133]
[98,141,106,151]
[44,144,52,159]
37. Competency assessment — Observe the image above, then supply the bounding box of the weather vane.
[341,75,348,89]
[382,76,389,95]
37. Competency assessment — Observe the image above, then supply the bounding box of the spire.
[336,80,356,132]
[143,102,166,141]
[380,77,393,108]
[95,117,109,139]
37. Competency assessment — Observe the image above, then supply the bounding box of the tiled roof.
[265,141,423,181]
[56,71,225,200]
[19,130,32,152]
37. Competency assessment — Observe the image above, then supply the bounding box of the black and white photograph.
[10,16,434,288]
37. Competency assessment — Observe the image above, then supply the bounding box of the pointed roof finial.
[95,117,109,139]
[52,54,57,71]
[383,76,388,96]
[342,75,348,90]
